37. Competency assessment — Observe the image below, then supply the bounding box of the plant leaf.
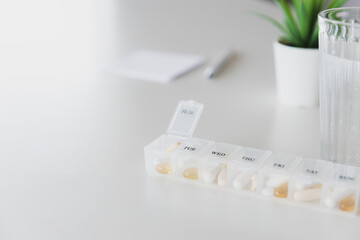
[250,12,288,35]
[252,0,347,48]
[309,26,319,48]
[327,0,348,9]
[292,0,308,42]
[276,0,302,42]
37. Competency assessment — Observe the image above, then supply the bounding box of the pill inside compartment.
[229,147,271,192]
[155,141,181,174]
[144,135,183,175]
[258,153,301,199]
[171,138,214,181]
[200,143,240,187]
[322,164,360,214]
[289,159,333,204]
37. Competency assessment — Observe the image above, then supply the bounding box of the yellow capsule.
[183,167,198,180]
[165,142,181,152]
[339,195,356,212]
[155,162,171,174]
[310,183,322,189]
[274,182,288,198]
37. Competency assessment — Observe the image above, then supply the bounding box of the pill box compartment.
[171,138,214,181]
[228,147,271,192]
[258,153,301,199]
[145,135,184,175]
[288,159,333,204]
[322,164,360,215]
[199,142,241,187]
[144,100,205,176]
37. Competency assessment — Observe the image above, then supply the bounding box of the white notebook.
[108,50,204,83]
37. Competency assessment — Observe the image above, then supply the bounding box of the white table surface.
[0,0,359,239]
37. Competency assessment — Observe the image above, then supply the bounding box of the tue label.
[183,146,197,152]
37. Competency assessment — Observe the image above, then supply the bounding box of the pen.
[204,49,235,79]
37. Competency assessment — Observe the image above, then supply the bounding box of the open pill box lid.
[166,100,204,138]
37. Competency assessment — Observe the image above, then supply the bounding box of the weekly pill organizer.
[144,100,360,216]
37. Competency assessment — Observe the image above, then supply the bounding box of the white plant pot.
[273,41,319,107]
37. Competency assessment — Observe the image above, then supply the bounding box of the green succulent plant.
[259,0,348,48]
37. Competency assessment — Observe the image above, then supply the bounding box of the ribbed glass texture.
[319,8,360,165]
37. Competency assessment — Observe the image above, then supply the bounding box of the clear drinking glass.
[319,8,360,165]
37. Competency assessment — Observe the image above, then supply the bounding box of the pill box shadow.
[145,174,245,207]
[145,174,294,218]
[145,174,359,223]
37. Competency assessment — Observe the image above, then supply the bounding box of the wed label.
[211,151,227,157]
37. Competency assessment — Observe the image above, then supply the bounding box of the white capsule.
[262,187,274,196]
[232,172,245,190]
[293,188,322,202]
[250,175,258,191]
[325,188,352,208]
[265,176,288,188]
[165,142,181,152]
[232,169,257,190]
[202,165,222,184]
[217,168,228,187]
[294,179,314,190]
